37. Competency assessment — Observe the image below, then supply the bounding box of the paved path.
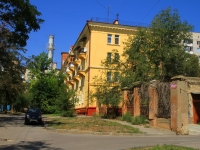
[103,119,176,136]
[1,114,200,150]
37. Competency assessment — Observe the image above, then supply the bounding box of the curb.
[44,126,176,137]
[44,126,147,136]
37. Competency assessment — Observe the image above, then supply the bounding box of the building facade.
[62,19,139,116]
[61,19,200,116]
[184,32,200,57]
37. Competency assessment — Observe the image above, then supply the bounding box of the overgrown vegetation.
[122,112,148,125]
[122,112,133,123]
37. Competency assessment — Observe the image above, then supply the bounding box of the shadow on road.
[0,114,45,127]
[0,141,63,150]
[0,115,24,127]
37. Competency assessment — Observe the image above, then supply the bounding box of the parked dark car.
[24,108,43,125]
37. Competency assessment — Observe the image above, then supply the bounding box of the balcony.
[69,63,74,71]
[78,47,87,60]
[78,37,87,47]
[66,67,72,75]
[69,80,75,85]
[78,66,85,76]
[73,59,81,66]
[73,74,81,81]
[78,52,86,60]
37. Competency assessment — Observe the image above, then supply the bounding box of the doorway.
[191,93,200,124]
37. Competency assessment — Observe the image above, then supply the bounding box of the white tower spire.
[47,35,55,69]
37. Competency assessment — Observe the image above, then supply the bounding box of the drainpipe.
[86,21,91,109]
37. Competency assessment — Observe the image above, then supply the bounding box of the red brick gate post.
[134,87,141,117]
[122,87,129,116]
[149,85,158,126]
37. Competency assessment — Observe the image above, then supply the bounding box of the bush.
[92,113,104,118]
[132,115,148,125]
[61,110,74,117]
[122,112,133,122]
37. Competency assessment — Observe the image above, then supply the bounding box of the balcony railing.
[69,63,75,71]
[73,74,81,81]
[73,59,81,66]
[90,17,149,28]
[78,66,85,76]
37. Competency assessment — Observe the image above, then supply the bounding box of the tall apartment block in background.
[184,32,200,59]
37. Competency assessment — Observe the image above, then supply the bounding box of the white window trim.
[115,35,120,45]
[107,34,112,44]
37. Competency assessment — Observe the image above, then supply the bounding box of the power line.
[117,0,131,14]
[95,0,115,15]
[43,9,87,18]
[140,0,160,22]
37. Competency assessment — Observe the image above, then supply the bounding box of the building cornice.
[88,21,138,32]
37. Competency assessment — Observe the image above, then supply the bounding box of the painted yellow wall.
[69,21,138,109]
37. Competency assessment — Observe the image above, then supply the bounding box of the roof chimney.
[113,20,118,25]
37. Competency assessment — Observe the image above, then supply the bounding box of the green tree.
[0,59,27,106]
[90,75,121,118]
[90,50,122,117]
[27,52,52,79]
[0,0,44,47]
[27,52,75,115]
[122,7,198,85]
[0,0,43,105]
[149,7,194,80]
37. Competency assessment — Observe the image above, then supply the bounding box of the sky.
[26,0,200,69]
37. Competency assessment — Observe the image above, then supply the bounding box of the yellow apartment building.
[62,19,143,116]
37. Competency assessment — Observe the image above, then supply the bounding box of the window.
[107,52,112,63]
[114,72,119,82]
[184,39,193,44]
[76,81,79,90]
[81,77,85,86]
[114,53,119,62]
[115,35,119,44]
[197,41,200,48]
[107,72,112,81]
[107,34,112,44]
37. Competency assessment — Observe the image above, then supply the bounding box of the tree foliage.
[90,50,122,117]
[0,0,44,47]
[27,52,75,115]
[0,0,43,105]
[27,52,52,79]
[121,7,199,86]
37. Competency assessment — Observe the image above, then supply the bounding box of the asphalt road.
[0,114,200,150]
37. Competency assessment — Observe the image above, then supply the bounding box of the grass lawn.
[129,144,197,150]
[46,117,143,133]
[43,114,61,117]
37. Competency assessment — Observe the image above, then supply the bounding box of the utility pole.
[116,13,119,20]
[107,6,109,22]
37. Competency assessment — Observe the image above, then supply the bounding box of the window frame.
[114,53,119,63]
[115,35,119,45]
[107,72,112,82]
[107,34,112,44]
[114,72,119,82]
